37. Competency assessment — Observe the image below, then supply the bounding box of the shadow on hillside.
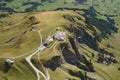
[61,7,118,63]
[4,0,13,2]
[82,6,118,38]
[75,0,87,4]
[4,61,13,73]
[60,43,95,72]
[22,2,41,12]
[44,56,62,71]
[58,6,118,50]
[65,25,116,57]
[0,7,14,12]
[41,0,55,3]
[56,7,118,39]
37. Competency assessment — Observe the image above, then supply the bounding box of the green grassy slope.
[0,0,120,80]
[0,9,120,80]
[0,0,120,13]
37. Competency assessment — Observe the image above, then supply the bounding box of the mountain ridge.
[0,9,120,80]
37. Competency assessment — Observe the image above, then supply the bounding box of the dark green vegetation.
[0,0,120,14]
[0,0,120,80]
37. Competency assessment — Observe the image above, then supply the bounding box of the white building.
[38,45,46,51]
[6,58,14,66]
[44,36,54,45]
[54,31,66,41]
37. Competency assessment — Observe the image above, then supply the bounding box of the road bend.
[25,30,49,80]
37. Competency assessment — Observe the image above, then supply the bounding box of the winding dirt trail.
[0,29,50,80]
[25,30,50,80]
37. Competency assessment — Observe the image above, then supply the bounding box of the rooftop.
[54,31,66,41]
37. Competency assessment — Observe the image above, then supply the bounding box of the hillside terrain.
[0,0,120,80]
